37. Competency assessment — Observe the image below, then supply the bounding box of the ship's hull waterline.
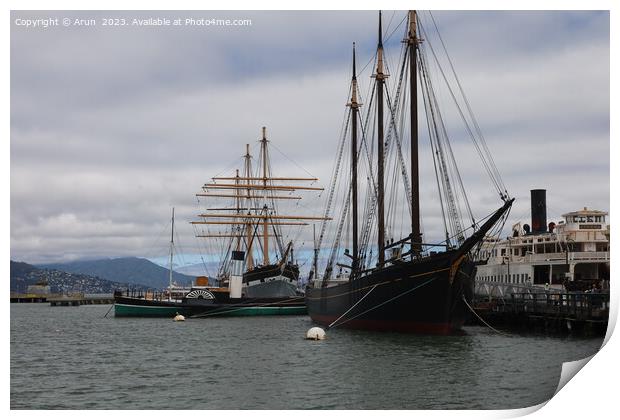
[114,295,307,318]
[305,253,475,334]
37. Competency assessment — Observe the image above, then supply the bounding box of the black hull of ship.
[305,252,475,334]
[306,199,513,334]
[243,262,299,283]
[242,262,300,298]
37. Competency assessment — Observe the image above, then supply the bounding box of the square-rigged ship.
[305,11,514,333]
[114,128,329,317]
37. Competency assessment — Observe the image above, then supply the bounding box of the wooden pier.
[10,293,114,306]
[48,294,114,306]
[10,294,48,303]
[470,292,609,335]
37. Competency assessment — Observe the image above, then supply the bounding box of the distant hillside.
[173,263,218,286]
[10,260,144,294]
[39,257,195,289]
[10,261,41,293]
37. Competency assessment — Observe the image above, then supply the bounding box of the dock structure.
[48,294,114,307]
[10,294,48,303]
[471,291,609,335]
[10,293,114,306]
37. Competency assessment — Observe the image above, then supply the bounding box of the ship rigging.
[306,10,514,333]
[192,127,330,296]
[317,11,511,280]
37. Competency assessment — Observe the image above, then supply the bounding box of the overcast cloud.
[10,10,609,269]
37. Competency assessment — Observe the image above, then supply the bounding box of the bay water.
[10,303,603,409]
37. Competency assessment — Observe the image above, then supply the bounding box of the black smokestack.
[531,189,547,234]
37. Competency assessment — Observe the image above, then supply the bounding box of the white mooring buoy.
[173,313,185,322]
[306,327,326,340]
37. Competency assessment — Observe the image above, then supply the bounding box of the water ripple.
[10,303,603,409]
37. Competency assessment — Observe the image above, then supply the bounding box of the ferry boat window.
[587,216,594,222]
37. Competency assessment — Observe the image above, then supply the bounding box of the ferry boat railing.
[474,281,549,302]
[488,251,609,265]
[502,292,610,320]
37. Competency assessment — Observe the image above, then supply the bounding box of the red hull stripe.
[310,314,458,335]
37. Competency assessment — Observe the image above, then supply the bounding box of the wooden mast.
[408,10,421,255]
[193,128,330,272]
[168,207,174,299]
[244,144,254,270]
[348,42,360,272]
[375,12,387,266]
[313,224,318,280]
[235,169,241,252]
[261,127,269,265]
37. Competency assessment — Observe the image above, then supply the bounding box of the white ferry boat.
[474,189,609,298]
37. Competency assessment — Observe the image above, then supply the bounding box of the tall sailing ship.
[114,129,327,317]
[305,11,514,334]
[191,127,329,298]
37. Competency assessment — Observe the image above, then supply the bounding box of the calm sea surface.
[10,303,603,410]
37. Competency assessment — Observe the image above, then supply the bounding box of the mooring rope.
[327,284,378,329]
[461,295,511,336]
[188,296,303,318]
[329,277,437,329]
[103,304,114,318]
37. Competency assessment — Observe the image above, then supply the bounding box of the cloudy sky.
[10,10,610,271]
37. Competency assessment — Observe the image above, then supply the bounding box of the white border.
[4,1,616,419]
